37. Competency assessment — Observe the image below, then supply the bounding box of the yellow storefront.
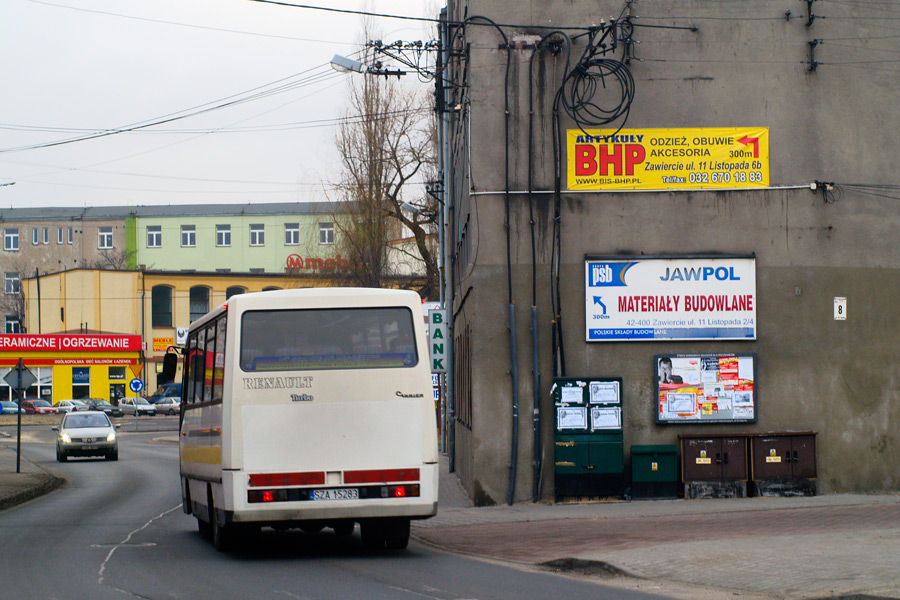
[0,334,143,404]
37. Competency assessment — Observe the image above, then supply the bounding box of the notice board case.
[655,353,758,425]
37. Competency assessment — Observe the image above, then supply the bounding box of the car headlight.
[60,433,72,443]
[106,431,117,442]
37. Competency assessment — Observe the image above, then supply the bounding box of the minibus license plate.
[313,488,359,501]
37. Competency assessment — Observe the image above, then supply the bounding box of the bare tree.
[89,248,134,270]
[333,41,439,298]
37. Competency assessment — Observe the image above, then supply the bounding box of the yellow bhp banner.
[567,127,769,191]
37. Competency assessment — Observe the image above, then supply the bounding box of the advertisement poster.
[567,127,769,191]
[585,256,756,341]
[655,353,757,424]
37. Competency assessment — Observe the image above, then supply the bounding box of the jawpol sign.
[585,256,757,342]
[568,127,769,191]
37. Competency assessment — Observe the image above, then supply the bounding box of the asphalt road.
[0,430,675,600]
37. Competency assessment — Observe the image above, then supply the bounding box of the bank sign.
[568,127,769,190]
[585,257,757,341]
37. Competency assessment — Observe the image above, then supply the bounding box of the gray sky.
[0,0,436,208]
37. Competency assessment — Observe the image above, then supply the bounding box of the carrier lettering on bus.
[243,376,314,390]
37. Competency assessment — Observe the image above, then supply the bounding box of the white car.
[56,399,89,413]
[119,397,157,416]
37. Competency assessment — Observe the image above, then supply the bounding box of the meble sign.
[585,257,757,342]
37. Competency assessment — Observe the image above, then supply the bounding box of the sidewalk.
[415,456,900,600]
[2,436,898,600]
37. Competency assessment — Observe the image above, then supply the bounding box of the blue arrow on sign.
[129,378,144,394]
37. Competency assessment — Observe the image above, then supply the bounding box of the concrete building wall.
[445,0,900,502]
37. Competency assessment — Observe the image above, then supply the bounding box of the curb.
[0,473,65,512]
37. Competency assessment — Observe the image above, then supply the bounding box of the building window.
[285,223,299,245]
[67,227,73,244]
[5,317,21,334]
[4,229,19,251]
[72,367,90,400]
[249,268,265,273]
[249,224,264,247]
[181,225,196,248]
[319,222,334,245]
[43,228,49,244]
[33,228,39,245]
[58,227,64,244]
[147,225,162,248]
[4,272,19,295]
[98,227,114,249]
[216,224,231,247]
[152,285,173,327]
[226,286,246,300]
[189,286,209,322]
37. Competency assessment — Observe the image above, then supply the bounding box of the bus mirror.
[161,351,178,385]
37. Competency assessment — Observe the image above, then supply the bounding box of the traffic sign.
[129,378,144,394]
[3,362,36,392]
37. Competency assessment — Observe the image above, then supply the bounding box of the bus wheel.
[384,518,410,550]
[197,516,211,537]
[212,520,233,552]
[360,521,386,551]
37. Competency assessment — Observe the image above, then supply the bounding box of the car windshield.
[136,398,150,405]
[34,400,51,407]
[92,400,112,407]
[65,414,111,429]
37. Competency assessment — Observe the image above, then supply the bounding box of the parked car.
[148,382,182,404]
[21,399,59,414]
[154,397,181,416]
[119,397,156,416]
[53,410,119,461]
[84,399,124,418]
[56,399,89,413]
[0,400,23,414]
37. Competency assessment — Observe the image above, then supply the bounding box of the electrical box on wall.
[552,377,624,500]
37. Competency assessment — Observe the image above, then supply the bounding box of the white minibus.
[177,288,438,551]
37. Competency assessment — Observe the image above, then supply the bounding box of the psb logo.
[587,262,635,287]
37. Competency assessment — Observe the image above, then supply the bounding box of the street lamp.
[330,54,367,74]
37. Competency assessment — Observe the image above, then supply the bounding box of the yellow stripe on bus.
[181,446,222,465]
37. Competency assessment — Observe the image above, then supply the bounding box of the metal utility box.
[631,445,678,499]
[553,377,624,500]
[679,434,749,499]
[750,432,817,496]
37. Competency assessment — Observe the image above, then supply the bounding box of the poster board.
[655,353,757,424]
[585,255,757,342]
[553,377,623,433]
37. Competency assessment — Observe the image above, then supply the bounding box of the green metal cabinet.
[553,377,624,500]
[631,444,678,499]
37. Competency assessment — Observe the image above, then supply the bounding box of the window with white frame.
[249,224,265,247]
[285,223,299,245]
[67,227,73,244]
[4,229,19,251]
[181,225,196,247]
[147,225,162,248]
[98,227,114,249]
[216,224,231,247]
[43,228,49,244]
[32,228,39,245]
[4,317,21,334]
[4,272,19,294]
[318,222,334,245]
[58,228,63,244]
